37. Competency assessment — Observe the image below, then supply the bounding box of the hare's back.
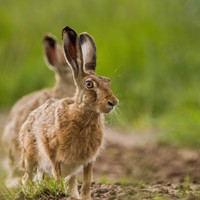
[2,88,52,143]
[10,88,52,118]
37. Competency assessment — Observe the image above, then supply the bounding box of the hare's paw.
[81,196,91,200]
[71,193,80,199]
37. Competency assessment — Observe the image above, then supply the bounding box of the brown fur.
[19,27,118,200]
[2,34,75,188]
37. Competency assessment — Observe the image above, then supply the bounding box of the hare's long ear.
[79,33,96,71]
[43,34,66,71]
[62,26,84,79]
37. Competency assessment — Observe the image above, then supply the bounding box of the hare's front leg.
[33,167,44,182]
[67,175,80,199]
[81,162,93,200]
[52,162,61,181]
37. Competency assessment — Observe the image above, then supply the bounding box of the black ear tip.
[62,26,77,40]
[79,34,86,45]
[43,34,56,48]
[62,26,73,32]
[79,33,96,49]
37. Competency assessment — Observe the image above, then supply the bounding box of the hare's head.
[62,27,118,113]
[43,34,74,84]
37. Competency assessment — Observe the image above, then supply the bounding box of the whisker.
[106,115,113,126]
[106,106,128,129]
[114,107,129,128]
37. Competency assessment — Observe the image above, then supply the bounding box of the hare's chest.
[57,111,105,163]
[59,124,104,163]
[82,129,104,159]
[80,126,104,158]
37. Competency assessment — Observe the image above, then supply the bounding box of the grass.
[20,178,67,200]
[159,107,200,148]
[0,178,68,200]
[1,0,200,147]
[0,187,19,200]
[0,176,200,200]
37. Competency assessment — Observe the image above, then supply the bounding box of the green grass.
[20,178,67,200]
[159,107,200,148]
[0,178,68,200]
[1,0,200,147]
[0,178,200,200]
[0,187,19,200]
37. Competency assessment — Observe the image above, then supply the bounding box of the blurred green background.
[1,0,200,147]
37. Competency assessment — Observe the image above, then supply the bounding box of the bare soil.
[95,137,200,184]
[1,112,200,199]
[89,128,200,199]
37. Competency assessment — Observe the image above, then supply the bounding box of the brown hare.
[2,34,75,188]
[19,26,118,200]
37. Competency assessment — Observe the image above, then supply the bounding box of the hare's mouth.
[103,104,115,113]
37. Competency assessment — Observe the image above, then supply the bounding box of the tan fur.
[19,27,118,200]
[2,34,75,188]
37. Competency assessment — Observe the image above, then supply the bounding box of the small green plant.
[176,177,191,199]
[119,177,129,185]
[152,196,168,200]
[183,175,191,191]
[19,177,68,200]
[100,176,114,184]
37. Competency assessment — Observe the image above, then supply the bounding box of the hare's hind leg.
[67,175,80,199]
[81,162,93,200]
[5,152,20,188]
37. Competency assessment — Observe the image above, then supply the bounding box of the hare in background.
[2,34,75,188]
[19,26,118,200]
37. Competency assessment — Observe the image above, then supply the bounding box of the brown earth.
[95,134,200,184]
[1,112,200,199]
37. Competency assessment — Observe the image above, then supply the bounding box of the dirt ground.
[95,129,200,185]
[1,112,200,199]
[90,128,200,199]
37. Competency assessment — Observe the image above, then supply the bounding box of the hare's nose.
[108,98,119,107]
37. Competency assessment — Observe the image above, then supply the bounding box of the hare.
[2,34,75,188]
[19,26,118,200]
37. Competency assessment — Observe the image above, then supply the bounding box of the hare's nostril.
[108,101,114,107]
[108,98,119,107]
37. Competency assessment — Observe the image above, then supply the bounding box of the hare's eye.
[86,80,94,89]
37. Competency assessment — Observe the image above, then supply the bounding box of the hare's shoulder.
[30,97,74,121]
[29,98,75,138]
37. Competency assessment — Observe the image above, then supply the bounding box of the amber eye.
[86,80,94,89]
